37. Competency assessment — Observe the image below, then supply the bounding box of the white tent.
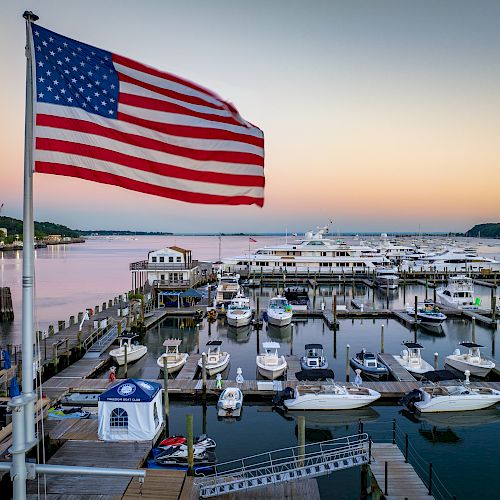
[98,379,163,441]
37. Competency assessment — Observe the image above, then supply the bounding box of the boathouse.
[98,379,163,441]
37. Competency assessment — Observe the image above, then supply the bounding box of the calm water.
[1,236,500,499]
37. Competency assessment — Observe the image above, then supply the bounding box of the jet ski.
[158,434,216,450]
[153,445,217,466]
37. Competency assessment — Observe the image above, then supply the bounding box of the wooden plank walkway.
[44,418,99,442]
[123,469,193,500]
[176,354,201,380]
[377,353,417,382]
[26,440,152,498]
[393,311,417,327]
[370,443,432,499]
[218,477,321,499]
[285,355,301,381]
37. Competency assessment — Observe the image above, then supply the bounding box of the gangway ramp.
[194,433,369,498]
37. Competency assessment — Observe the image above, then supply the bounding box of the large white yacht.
[222,226,390,275]
[214,273,240,308]
[436,275,479,309]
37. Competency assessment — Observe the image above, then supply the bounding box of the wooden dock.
[218,477,321,499]
[123,469,193,500]
[176,354,201,380]
[377,354,417,382]
[393,310,417,327]
[26,440,153,499]
[285,355,301,381]
[370,443,432,499]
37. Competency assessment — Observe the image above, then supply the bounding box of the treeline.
[0,216,80,241]
[466,223,500,238]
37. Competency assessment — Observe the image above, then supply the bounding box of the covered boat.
[300,344,328,370]
[393,341,434,377]
[217,387,243,417]
[157,339,188,374]
[256,342,287,380]
[350,349,388,379]
[109,333,147,366]
[283,383,381,410]
[445,342,495,378]
[197,340,230,376]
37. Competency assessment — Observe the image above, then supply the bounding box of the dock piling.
[163,357,169,436]
[187,414,194,475]
[492,296,497,322]
[297,415,305,467]
[384,461,388,496]
[380,324,385,353]
[345,344,350,382]
[414,296,418,323]
[428,463,433,496]
[124,343,128,378]
[434,352,439,370]
[472,317,476,343]
[202,352,207,393]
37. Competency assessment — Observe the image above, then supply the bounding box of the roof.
[207,340,222,346]
[163,339,182,347]
[305,343,323,350]
[402,342,424,349]
[460,342,483,348]
[179,289,203,298]
[263,342,280,349]
[98,379,161,403]
[169,245,189,254]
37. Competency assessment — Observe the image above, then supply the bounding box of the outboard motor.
[399,389,423,412]
[272,386,294,407]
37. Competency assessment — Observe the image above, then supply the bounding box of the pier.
[377,353,417,382]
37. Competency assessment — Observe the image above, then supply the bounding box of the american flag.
[31,24,265,206]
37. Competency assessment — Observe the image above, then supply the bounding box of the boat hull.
[110,345,148,366]
[267,312,292,327]
[257,364,287,380]
[226,312,252,327]
[157,353,189,374]
[393,356,434,376]
[198,355,230,376]
[445,356,494,378]
[416,394,500,412]
[284,393,380,410]
[349,358,388,379]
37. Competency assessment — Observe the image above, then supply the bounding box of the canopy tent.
[179,289,203,298]
[98,379,163,441]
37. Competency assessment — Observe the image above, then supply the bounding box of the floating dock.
[377,354,417,382]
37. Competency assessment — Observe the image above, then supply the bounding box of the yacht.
[393,341,434,377]
[282,383,381,410]
[226,295,253,327]
[445,342,495,378]
[436,275,479,309]
[284,287,309,311]
[157,339,189,374]
[266,296,293,327]
[350,350,389,379]
[217,387,243,417]
[256,342,287,379]
[374,267,399,289]
[406,300,447,326]
[214,273,240,308]
[197,340,230,376]
[109,334,147,366]
[222,225,391,275]
[300,344,328,370]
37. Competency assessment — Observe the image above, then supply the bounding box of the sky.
[1,0,499,233]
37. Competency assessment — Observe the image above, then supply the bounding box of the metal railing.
[130,260,199,271]
[194,433,369,498]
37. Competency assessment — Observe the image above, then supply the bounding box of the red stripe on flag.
[118,112,264,148]
[36,114,264,166]
[36,137,265,187]
[35,161,264,206]
[119,93,243,127]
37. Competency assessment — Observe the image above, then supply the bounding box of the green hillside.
[0,216,81,241]
[465,223,500,238]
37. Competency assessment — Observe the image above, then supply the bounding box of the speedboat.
[157,339,189,374]
[282,383,381,410]
[284,287,309,311]
[401,371,500,412]
[300,344,328,370]
[374,268,399,289]
[214,272,240,308]
[226,295,252,327]
[393,341,434,377]
[109,334,147,366]
[197,340,230,376]
[256,342,288,380]
[436,275,479,309]
[267,296,293,327]
[217,387,243,417]
[407,300,447,326]
[445,342,495,378]
[350,349,388,379]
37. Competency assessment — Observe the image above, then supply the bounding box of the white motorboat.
[197,340,230,376]
[256,342,287,380]
[350,350,389,379]
[436,275,479,309]
[109,334,147,366]
[445,342,495,378]
[157,339,189,374]
[374,268,399,289]
[283,383,381,410]
[393,342,434,376]
[217,387,243,417]
[267,296,293,327]
[215,273,240,308]
[300,344,328,370]
[406,300,447,326]
[226,295,252,327]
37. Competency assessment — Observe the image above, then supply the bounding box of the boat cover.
[421,370,464,382]
[296,369,335,381]
[305,344,323,350]
[459,342,483,348]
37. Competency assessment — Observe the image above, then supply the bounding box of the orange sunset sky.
[0,1,499,233]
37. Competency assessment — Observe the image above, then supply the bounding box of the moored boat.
[407,300,447,326]
[157,339,188,374]
[226,294,252,327]
[256,342,287,380]
[197,340,230,376]
[436,275,479,309]
[393,341,434,377]
[300,344,328,370]
[109,333,147,366]
[217,387,244,417]
[445,342,495,378]
[350,349,388,379]
[267,296,293,327]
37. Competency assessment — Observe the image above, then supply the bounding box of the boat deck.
[370,443,432,499]
[377,354,417,382]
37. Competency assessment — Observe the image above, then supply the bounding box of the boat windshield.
[270,299,288,308]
